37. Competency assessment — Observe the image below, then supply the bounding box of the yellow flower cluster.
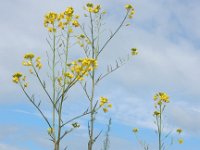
[12,72,23,83]
[178,138,184,144]
[47,127,54,135]
[76,34,91,47]
[72,122,80,128]
[65,7,74,16]
[132,128,138,133]
[57,72,74,86]
[72,20,80,27]
[22,53,34,66]
[12,72,28,88]
[85,3,101,13]
[131,48,138,55]
[64,72,74,79]
[176,128,183,144]
[57,58,97,86]
[22,53,42,70]
[153,92,170,105]
[153,111,160,116]
[69,58,98,81]
[125,4,135,19]
[99,97,112,113]
[44,6,80,32]
[36,57,42,69]
[177,128,182,134]
[24,53,35,60]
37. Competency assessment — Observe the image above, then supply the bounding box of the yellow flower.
[85,38,91,45]
[132,128,138,133]
[48,27,52,32]
[75,15,80,19]
[12,77,19,83]
[43,20,49,27]
[72,20,80,27]
[93,5,101,13]
[44,12,58,27]
[58,22,65,30]
[22,61,32,66]
[153,111,160,116]
[48,27,56,32]
[154,92,170,103]
[36,57,42,69]
[103,108,108,113]
[72,122,80,128]
[13,72,23,78]
[36,57,41,61]
[68,28,73,33]
[86,3,93,8]
[69,58,97,80]
[99,97,112,112]
[85,3,101,13]
[47,127,54,135]
[12,72,23,83]
[153,94,158,101]
[78,34,85,39]
[24,53,35,60]
[125,4,133,10]
[86,3,94,12]
[108,104,112,108]
[22,76,26,81]
[24,83,28,88]
[102,11,106,14]
[131,48,138,55]
[129,9,135,19]
[64,72,74,79]
[29,69,33,74]
[178,138,184,144]
[125,4,135,19]
[177,128,182,134]
[57,76,63,86]
[100,97,108,106]
[57,13,64,21]
[64,7,74,16]
[65,16,72,23]
[160,93,170,103]
[77,76,84,81]
[36,63,42,69]
[157,100,162,105]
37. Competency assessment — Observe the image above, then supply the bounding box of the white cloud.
[168,102,200,136]
[1,0,200,148]
[0,144,23,150]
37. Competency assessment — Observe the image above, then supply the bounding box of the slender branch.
[80,24,92,45]
[60,128,74,141]
[88,11,96,150]
[32,65,54,104]
[61,109,91,128]
[97,11,129,57]
[19,83,52,129]
[95,58,128,85]
[80,82,91,101]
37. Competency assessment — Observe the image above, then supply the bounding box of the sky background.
[1,0,200,150]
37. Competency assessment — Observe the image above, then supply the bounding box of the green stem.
[88,12,95,150]
[52,31,57,150]
[96,11,129,58]
[159,104,162,150]
[56,93,64,150]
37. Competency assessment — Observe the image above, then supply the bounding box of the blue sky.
[1,0,200,150]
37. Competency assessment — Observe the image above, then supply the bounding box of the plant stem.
[88,11,96,150]
[159,104,162,150]
[52,30,57,150]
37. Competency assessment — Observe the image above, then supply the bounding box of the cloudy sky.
[1,0,200,150]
